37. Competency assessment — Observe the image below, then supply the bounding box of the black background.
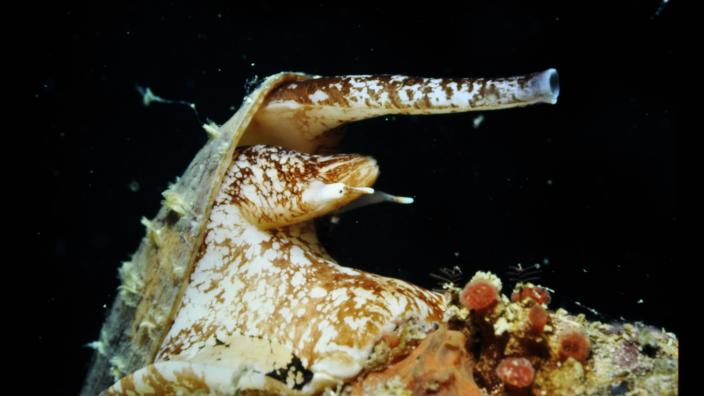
[29,2,680,395]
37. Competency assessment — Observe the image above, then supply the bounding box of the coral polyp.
[462,281,499,313]
[495,357,535,389]
[461,272,503,315]
[527,305,549,335]
[557,331,591,364]
[511,284,551,306]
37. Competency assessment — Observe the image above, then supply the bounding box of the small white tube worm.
[243,69,559,152]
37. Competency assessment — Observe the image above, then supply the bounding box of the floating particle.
[128,181,140,192]
[473,115,485,129]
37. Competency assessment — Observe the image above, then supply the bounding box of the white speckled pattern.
[243,69,559,153]
[154,145,445,394]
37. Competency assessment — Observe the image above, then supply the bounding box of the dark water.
[30,2,680,395]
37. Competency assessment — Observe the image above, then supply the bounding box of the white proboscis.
[334,190,414,215]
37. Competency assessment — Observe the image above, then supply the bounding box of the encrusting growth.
[426,271,677,396]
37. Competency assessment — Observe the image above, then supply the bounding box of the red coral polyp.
[527,305,548,334]
[511,285,551,305]
[461,281,498,313]
[495,357,535,389]
[558,331,591,363]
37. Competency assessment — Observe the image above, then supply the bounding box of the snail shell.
[82,70,560,395]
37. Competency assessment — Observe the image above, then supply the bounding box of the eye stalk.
[301,182,374,215]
